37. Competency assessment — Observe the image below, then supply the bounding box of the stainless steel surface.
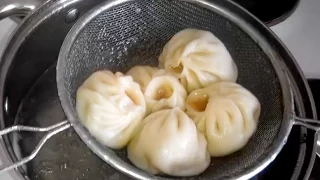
[0,0,39,21]
[10,65,135,180]
[0,121,68,136]
[0,0,318,179]
[296,114,320,159]
[65,9,79,24]
[0,19,18,180]
[318,140,320,157]
[0,121,70,173]
[270,0,320,159]
[4,48,312,180]
[0,0,107,179]
[0,0,76,175]
[295,117,320,131]
[56,0,313,179]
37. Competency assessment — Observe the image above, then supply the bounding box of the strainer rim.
[57,0,294,179]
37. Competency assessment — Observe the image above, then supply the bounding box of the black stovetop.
[310,156,320,180]
[308,79,320,180]
[233,0,300,26]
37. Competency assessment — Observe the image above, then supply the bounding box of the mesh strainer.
[1,0,320,179]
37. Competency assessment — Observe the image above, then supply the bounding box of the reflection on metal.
[65,8,79,24]
[0,0,36,21]
[0,121,70,174]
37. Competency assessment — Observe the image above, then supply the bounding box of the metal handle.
[0,0,37,21]
[294,116,320,131]
[287,74,320,157]
[294,116,320,157]
[0,120,71,174]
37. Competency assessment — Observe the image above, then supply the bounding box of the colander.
[0,0,319,179]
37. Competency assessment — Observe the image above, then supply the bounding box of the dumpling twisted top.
[127,66,187,114]
[159,28,238,93]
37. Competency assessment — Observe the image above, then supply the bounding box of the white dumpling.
[76,70,146,149]
[127,108,210,176]
[159,28,238,93]
[144,69,187,114]
[186,82,261,157]
[126,65,159,92]
[127,66,187,114]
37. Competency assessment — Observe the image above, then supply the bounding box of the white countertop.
[0,18,17,58]
[271,0,320,79]
[0,0,319,179]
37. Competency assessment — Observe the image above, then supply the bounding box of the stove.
[0,0,319,179]
[307,80,320,180]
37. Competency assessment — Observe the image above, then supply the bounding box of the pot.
[0,0,318,180]
[0,0,43,22]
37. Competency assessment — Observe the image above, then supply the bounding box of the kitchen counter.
[271,0,320,79]
[0,18,17,58]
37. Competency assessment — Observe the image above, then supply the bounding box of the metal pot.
[0,0,318,180]
[0,0,43,22]
[0,1,106,179]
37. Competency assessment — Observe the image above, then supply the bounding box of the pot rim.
[56,0,317,179]
[0,0,317,179]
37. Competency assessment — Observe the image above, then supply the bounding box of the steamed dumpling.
[127,66,187,114]
[144,69,187,114]
[159,28,238,93]
[128,108,210,176]
[76,70,146,149]
[126,65,159,92]
[186,82,261,157]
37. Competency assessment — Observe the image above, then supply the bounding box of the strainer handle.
[294,116,320,131]
[294,116,320,157]
[0,120,71,174]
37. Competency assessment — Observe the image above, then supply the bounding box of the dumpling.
[127,66,187,114]
[126,65,159,92]
[127,108,210,176]
[144,69,187,114]
[159,28,238,93]
[76,70,146,149]
[186,82,261,157]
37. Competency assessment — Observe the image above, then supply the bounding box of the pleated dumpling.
[144,69,187,114]
[76,70,146,149]
[186,82,261,157]
[127,108,210,176]
[159,28,238,93]
[126,65,159,92]
[127,66,187,114]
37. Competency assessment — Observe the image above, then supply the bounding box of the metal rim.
[247,0,318,176]
[0,0,52,178]
[0,0,316,179]
[57,0,295,179]
[58,1,156,179]
[0,0,82,178]
[265,0,301,27]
